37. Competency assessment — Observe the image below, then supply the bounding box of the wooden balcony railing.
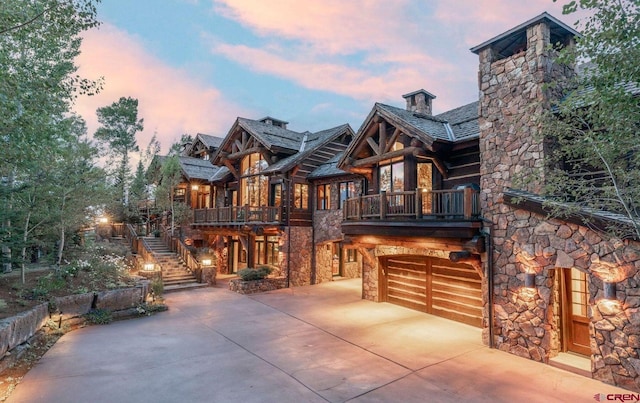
[343,188,480,221]
[193,205,282,225]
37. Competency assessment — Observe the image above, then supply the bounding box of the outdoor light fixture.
[524,272,536,288]
[99,216,109,224]
[192,184,199,191]
[603,281,617,300]
[144,262,155,271]
[201,258,212,266]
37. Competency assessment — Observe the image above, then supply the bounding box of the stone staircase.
[142,237,205,292]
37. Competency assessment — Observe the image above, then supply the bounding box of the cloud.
[211,0,419,55]
[74,23,248,154]
[206,0,589,114]
[206,1,474,109]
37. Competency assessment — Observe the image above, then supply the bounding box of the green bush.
[151,277,164,297]
[237,266,273,281]
[84,309,113,325]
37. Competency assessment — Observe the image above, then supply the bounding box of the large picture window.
[240,153,268,207]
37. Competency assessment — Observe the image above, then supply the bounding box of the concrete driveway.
[8,279,628,402]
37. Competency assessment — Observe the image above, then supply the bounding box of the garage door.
[381,255,483,327]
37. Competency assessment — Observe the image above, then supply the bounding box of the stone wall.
[228,277,288,294]
[0,282,150,364]
[280,226,313,286]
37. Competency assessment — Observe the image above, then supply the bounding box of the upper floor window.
[240,153,268,207]
[317,184,330,210]
[379,142,404,192]
[294,183,309,209]
[339,181,356,209]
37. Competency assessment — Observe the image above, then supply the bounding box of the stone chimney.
[402,89,436,115]
[259,116,288,129]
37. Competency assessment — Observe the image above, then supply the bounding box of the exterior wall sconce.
[524,272,536,288]
[99,216,109,224]
[201,258,213,267]
[192,184,200,191]
[603,281,617,300]
[144,262,155,271]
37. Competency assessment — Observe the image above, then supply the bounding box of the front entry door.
[563,268,591,355]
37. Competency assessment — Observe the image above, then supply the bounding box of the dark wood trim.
[226,146,264,161]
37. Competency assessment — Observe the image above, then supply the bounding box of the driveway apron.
[8,279,629,402]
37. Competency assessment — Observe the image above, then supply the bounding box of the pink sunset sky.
[73,0,587,155]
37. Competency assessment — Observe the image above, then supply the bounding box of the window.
[317,184,330,210]
[271,184,282,207]
[345,248,357,263]
[255,236,279,266]
[379,142,404,192]
[339,181,356,209]
[240,153,268,207]
[294,183,309,209]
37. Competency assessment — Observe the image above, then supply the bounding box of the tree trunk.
[56,196,66,266]
[20,211,30,284]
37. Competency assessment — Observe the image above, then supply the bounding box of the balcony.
[192,205,282,227]
[342,188,482,239]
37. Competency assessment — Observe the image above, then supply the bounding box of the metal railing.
[343,188,480,221]
[193,205,282,225]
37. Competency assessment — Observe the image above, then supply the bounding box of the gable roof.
[235,117,307,151]
[262,124,353,175]
[178,156,220,181]
[196,133,224,149]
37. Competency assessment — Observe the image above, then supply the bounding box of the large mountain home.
[138,13,640,391]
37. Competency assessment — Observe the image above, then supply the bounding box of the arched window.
[240,153,268,207]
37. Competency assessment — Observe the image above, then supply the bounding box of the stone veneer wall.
[494,208,640,389]
[478,19,640,391]
[280,226,313,286]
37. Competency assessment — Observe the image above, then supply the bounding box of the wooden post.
[357,195,362,220]
[464,187,473,219]
[415,188,423,219]
[380,191,387,220]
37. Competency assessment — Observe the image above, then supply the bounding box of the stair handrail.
[138,237,160,273]
[174,238,205,282]
[123,223,138,254]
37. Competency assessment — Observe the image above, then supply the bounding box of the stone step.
[164,282,209,293]
[163,278,198,287]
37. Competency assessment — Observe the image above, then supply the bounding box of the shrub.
[150,277,164,297]
[84,309,113,325]
[237,266,273,281]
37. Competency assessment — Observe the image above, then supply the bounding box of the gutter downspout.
[480,218,495,349]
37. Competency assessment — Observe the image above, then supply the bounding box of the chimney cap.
[402,89,436,100]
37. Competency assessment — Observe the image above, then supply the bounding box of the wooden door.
[563,268,591,355]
